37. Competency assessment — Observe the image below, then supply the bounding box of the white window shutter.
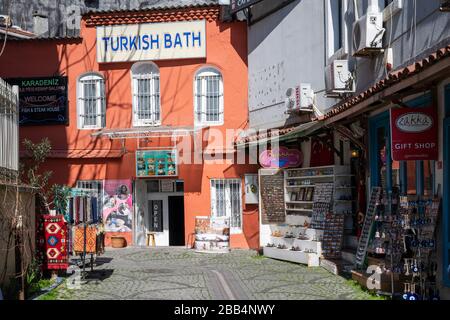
[210,180,217,217]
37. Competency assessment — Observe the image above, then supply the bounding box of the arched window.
[131,62,161,126]
[77,73,106,129]
[194,67,224,125]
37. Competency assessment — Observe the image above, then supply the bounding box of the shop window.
[131,62,161,127]
[175,180,184,192]
[210,179,242,232]
[76,180,104,211]
[406,161,417,195]
[194,67,224,126]
[77,73,106,129]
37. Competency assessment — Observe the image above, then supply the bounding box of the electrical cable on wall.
[0,3,11,58]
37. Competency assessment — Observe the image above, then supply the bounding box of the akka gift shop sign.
[96,20,206,63]
[390,106,438,161]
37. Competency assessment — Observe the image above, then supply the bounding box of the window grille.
[210,179,242,231]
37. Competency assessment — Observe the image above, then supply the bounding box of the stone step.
[320,258,354,276]
[341,248,356,264]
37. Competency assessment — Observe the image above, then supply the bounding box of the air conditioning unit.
[284,84,314,113]
[352,12,384,57]
[325,60,355,95]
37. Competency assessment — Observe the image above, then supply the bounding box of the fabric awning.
[235,120,324,147]
[91,126,206,139]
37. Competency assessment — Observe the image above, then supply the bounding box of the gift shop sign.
[96,20,206,63]
[259,147,303,168]
[390,106,438,161]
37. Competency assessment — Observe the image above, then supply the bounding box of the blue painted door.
[369,111,392,192]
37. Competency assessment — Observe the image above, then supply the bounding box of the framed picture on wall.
[299,188,306,201]
[290,192,298,201]
[306,188,314,201]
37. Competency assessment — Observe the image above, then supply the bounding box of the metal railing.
[0,77,19,182]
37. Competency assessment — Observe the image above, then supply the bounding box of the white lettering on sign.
[395,112,433,133]
[96,20,206,63]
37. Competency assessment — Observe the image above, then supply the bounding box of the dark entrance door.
[168,196,185,246]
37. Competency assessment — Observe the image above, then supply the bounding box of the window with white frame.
[76,180,104,211]
[325,0,348,61]
[210,179,242,232]
[131,62,161,126]
[77,73,106,129]
[194,68,224,126]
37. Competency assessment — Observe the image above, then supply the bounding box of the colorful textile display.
[68,196,99,224]
[37,215,69,270]
[73,225,98,254]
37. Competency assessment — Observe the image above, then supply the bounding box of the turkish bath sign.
[96,20,206,63]
[390,106,438,161]
[6,77,68,126]
[259,147,303,169]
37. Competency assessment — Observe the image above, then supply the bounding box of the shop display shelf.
[286,175,334,179]
[286,185,316,188]
[263,246,320,267]
[285,208,313,212]
[286,201,314,204]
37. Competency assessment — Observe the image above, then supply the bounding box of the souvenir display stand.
[67,188,105,278]
[263,165,352,267]
[352,188,441,300]
[194,216,230,253]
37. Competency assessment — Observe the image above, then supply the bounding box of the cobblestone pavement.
[51,247,375,300]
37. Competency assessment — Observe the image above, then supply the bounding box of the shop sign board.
[96,20,206,63]
[259,147,303,169]
[230,0,263,14]
[390,106,438,161]
[136,150,178,177]
[6,76,68,126]
[149,200,164,232]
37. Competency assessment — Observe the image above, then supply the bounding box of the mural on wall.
[102,180,133,233]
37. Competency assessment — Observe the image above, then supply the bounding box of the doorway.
[444,117,450,287]
[168,196,185,246]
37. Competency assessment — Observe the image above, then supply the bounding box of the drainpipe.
[367,0,380,14]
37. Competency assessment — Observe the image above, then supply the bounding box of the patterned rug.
[37,215,68,270]
[73,225,97,254]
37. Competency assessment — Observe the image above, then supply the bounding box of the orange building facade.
[0,5,260,249]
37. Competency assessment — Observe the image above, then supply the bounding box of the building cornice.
[84,6,220,27]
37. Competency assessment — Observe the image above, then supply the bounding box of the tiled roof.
[324,45,450,120]
[0,26,35,39]
[85,5,220,26]
[84,0,219,14]
[1,0,221,39]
